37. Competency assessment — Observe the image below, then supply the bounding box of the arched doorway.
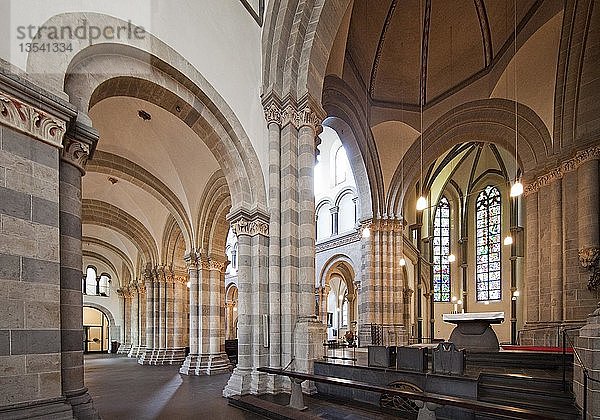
[83,306,110,353]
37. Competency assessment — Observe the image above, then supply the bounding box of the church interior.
[0,0,599,418]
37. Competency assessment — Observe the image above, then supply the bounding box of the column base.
[128,345,146,358]
[265,371,290,394]
[575,309,600,419]
[293,317,326,394]
[179,353,232,375]
[65,387,100,419]
[138,348,186,365]
[223,367,253,397]
[0,397,74,420]
[137,348,156,365]
[117,344,132,355]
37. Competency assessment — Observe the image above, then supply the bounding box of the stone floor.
[84,354,262,419]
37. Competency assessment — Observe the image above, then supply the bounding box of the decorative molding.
[262,95,323,133]
[316,231,361,253]
[207,258,227,272]
[524,146,600,196]
[372,218,404,233]
[369,0,398,98]
[231,217,269,237]
[579,247,600,292]
[0,91,66,147]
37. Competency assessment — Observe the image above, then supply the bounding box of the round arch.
[387,99,553,217]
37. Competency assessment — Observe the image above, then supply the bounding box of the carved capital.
[208,258,227,272]
[61,137,90,174]
[579,247,600,291]
[0,91,66,148]
[524,146,600,196]
[263,101,282,125]
[231,217,269,237]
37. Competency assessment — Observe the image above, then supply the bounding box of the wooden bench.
[257,366,568,419]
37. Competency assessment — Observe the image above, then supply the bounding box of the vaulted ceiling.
[346,0,539,106]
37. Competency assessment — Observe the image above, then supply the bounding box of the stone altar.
[442,312,504,352]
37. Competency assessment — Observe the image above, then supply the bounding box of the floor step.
[228,395,312,420]
[479,396,580,418]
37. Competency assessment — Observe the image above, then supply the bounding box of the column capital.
[524,145,600,196]
[207,257,228,272]
[61,120,99,175]
[579,247,600,291]
[229,208,270,237]
[261,92,325,133]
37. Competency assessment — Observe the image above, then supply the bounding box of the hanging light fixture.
[399,257,407,267]
[416,0,427,212]
[362,226,371,238]
[510,0,523,197]
[503,235,513,246]
[448,253,456,263]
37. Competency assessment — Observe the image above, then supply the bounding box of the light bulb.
[233,306,237,312]
[512,290,520,298]
[362,227,371,238]
[457,300,463,305]
[510,181,524,197]
[503,235,513,246]
[448,254,456,263]
[416,196,427,211]
[399,257,406,266]
[451,296,457,303]
[186,281,191,288]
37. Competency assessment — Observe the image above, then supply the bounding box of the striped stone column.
[139,283,147,351]
[180,253,200,374]
[127,285,139,357]
[264,96,284,393]
[294,106,326,393]
[223,213,270,396]
[138,269,155,364]
[59,123,99,418]
[549,180,563,321]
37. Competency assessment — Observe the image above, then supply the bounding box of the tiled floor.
[84,354,262,420]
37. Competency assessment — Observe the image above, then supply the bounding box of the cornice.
[0,90,67,148]
[524,145,600,196]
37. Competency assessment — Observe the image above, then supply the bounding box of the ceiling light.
[510,181,523,197]
[138,109,151,121]
[416,196,427,211]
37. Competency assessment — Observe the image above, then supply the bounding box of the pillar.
[138,269,155,365]
[180,253,201,374]
[574,156,600,417]
[127,284,140,357]
[59,122,100,418]
[550,180,563,321]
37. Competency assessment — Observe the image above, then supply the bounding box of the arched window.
[316,203,332,241]
[433,196,451,302]
[98,273,111,297]
[337,193,356,233]
[85,266,98,295]
[476,185,502,301]
[231,244,238,270]
[334,146,349,185]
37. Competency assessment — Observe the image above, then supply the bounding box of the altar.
[442,312,504,352]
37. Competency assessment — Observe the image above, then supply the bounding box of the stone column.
[118,289,132,354]
[59,122,100,418]
[575,155,600,417]
[173,275,185,349]
[223,214,270,396]
[138,269,155,364]
[294,108,325,393]
[330,206,339,236]
[198,258,231,374]
[525,191,540,324]
[180,253,200,374]
[128,284,139,357]
[139,283,147,351]
[550,180,563,321]
[264,99,283,393]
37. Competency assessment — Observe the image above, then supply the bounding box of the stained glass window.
[476,185,502,301]
[433,196,451,302]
